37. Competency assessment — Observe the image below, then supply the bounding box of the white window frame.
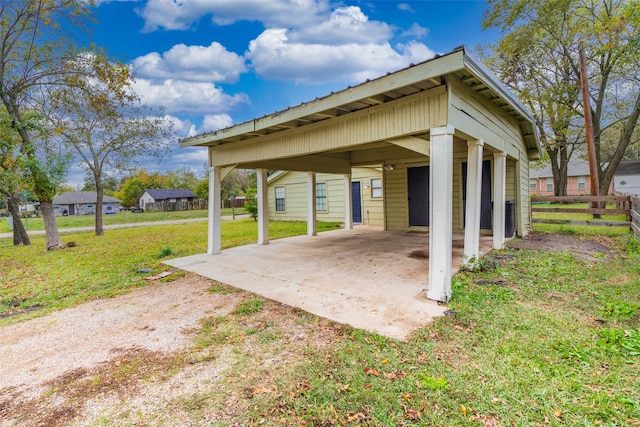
[315,182,327,211]
[371,178,383,198]
[577,176,586,191]
[275,186,285,212]
[530,179,537,190]
[546,178,553,192]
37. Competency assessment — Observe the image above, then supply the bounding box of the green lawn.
[532,202,629,221]
[0,218,340,324]
[532,202,631,236]
[0,208,246,233]
[1,221,639,425]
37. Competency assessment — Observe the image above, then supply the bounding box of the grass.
[0,208,245,233]
[532,202,629,221]
[0,218,340,325]
[532,202,632,236]
[2,220,639,425]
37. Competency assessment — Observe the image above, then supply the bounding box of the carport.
[166,226,495,339]
[177,46,541,314]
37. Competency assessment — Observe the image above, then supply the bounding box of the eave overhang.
[180,46,543,160]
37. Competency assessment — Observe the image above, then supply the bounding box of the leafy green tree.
[194,178,208,201]
[0,0,94,249]
[115,169,168,207]
[47,55,173,236]
[0,108,30,245]
[166,166,199,191]
[243,187,258,220]
[483,0,640,195]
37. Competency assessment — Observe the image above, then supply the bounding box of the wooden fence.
[144,200,208,212]
[631,196,640,236]
[531,195,632,228]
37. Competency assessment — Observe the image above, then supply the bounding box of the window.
[578,176,586,191]
[275,186,285,212]
[530,179,537,190]
[546,178,553,191]
[316,182,327,211]
[371,178,383,198]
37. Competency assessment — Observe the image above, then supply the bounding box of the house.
[267,167,384,225]
[530,157,613,196]
[53,192,121,216]
[179,46,543,303]
[613,160,640,196]
[139,189,196,209]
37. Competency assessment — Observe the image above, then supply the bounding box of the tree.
[47,56,173,236]
[0,107,43,245]
[166,166,199,191]
[115,169,168,207]
[483,0,640,195]
[0,0,94,249]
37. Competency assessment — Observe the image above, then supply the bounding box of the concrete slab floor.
[165,225,495,340]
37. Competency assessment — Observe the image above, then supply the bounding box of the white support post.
[428,125,455,302]
[344,173,353,229]
[463,139,484,265]
[256,168,269,245]
[307,172,317,236]
[493,152,507,249]
[207,165,221,255]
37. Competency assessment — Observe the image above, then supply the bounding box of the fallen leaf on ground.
[364,367,379,376]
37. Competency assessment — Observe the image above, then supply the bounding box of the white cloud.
[293,6,392,44]
[136,2,435,87]
[132,79,249,115]
[132,42,246,83]
[247,29,436,84]
[202,114,234,132]
[164,115,198,139]
[397,3,415,13]
[137,0,330,32]
[402,23,429,39]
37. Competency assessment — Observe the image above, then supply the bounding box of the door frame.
[351,181,362,223]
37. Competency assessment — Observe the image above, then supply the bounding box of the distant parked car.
[130,206,144,213]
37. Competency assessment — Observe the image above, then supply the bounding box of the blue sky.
[67,0,501,187]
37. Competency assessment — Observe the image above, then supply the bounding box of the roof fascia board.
[461,49,544,158]
[181,50,465,148]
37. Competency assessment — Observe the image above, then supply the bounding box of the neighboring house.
[613,160,640,197]
[179,46,543,302]
[530,157,613,196]
[53,192,121,216]
[268,167,384,225]
[139,189,196,209]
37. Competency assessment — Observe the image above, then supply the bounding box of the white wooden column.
[344,173,353,229]
[463,139,484,265]
[207,165,221,255]
[493,152,507,249]
[428,125,454,302]
[307,171,317,236]
[256,168,269,245]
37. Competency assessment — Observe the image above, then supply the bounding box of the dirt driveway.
[0,231,617,426]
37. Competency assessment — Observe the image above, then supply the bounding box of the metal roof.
[180,46,542,158]
[144,189,196,200]
[53,191,121,204]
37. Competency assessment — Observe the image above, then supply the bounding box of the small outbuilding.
[179,46,543,303]
[53,192,121,216]
[613,160,640,197]
[139,189,197,210]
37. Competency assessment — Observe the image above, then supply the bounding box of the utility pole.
[579,42,600,217]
